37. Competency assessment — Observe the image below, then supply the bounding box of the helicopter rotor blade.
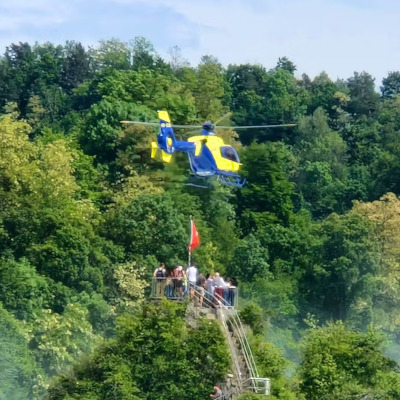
[120,120,297,129]
[213,112,233,127]
[120,121,159,126]
[172,124,203,128]
[216,123,297,129]
[120,120,203,129]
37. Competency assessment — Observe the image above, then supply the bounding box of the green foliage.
[237,142,295,232]
[195,55,230,120]
[48,301,230,400]
[229,234,270,281]
[294,108,348,217]
[381,71,400,98]
[27,303,98,376]
[308,72,341,115]
[0,304,38,400]
[237,393,269,400]
[0,257,51,320]
[346,71,380,116]
[239,302,265,335]
[250,335,287,379]
[301,212,379,323]
[80,99,155,164]
[299,322,400,400]
[2,35,400,399]
[105,193,188,264]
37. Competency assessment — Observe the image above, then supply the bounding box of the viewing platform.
[149,277,239,308]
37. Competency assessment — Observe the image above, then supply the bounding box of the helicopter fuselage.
[151,110,245,187]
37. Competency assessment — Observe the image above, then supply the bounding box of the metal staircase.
[150,278,270,398]
[188,285,271,398]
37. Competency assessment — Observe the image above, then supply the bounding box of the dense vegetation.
[2,37,400,399]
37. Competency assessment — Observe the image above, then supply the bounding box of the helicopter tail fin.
[161,151,172,163]
[151,141,172,163]
[151,142,158,158]
[155,110,176,156]
[158,110,171,123]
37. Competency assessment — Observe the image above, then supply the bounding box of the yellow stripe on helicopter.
[150,141,172,163]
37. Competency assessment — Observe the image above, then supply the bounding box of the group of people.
[153,263,238,307]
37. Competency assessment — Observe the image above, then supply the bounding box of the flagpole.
[188,215,192,268]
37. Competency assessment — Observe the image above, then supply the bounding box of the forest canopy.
[1,37,400,399]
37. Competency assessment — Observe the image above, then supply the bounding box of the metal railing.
[189,284,266,396]
[150,277,270,396]
[150,277,239,308]
[213,291,260,385]
[241,377,271,396]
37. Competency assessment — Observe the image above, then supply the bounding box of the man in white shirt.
[186,264,198,299]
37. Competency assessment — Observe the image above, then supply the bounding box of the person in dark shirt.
[227,277,238,307]
[153,263,166,297]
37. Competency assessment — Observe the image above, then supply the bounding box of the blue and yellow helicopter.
[121,110,296,188]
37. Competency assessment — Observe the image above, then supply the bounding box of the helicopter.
[121,110,296,188]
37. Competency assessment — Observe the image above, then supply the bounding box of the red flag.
[189,219,200,253]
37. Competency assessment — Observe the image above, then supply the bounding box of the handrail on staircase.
[189,283,261,392]
[212,291,259,380]
[187,284,244,393]
[150,278,268,396]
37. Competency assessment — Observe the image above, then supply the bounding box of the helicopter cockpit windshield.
[221,146,240,162]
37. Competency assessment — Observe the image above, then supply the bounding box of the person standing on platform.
[186,264,198,299]
[174,265,185,298]
[210,386,223,399]
[196,272,206,307]
[213,273,228,305]
[153,263,166,297]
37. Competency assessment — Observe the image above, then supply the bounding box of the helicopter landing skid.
[185,182,210,189]
[218,174,246,187]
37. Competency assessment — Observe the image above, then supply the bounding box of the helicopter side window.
[221,146,239,162]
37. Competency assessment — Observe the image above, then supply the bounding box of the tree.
[27,303,97,376]
[60,41,91,93]
[80,99,155,165]
[381,71,400,98]
[0,304,38,399]
[301,212,379,322]
[236,142,295,232]
[195,55,230,120]
[91,39,131,71]
[275,57,296,74]
[48,301,230,400]
[350,193,400,338]
[308,72,340,115]
[104,193,188,264]
[346,71,380,116]
[0,257,51,320]
[1,42,36,115]
[294,108,348,217]
[167,45,190,72]
[228,235,270,281]
[130,36,159,70]
[299,322,400,400]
